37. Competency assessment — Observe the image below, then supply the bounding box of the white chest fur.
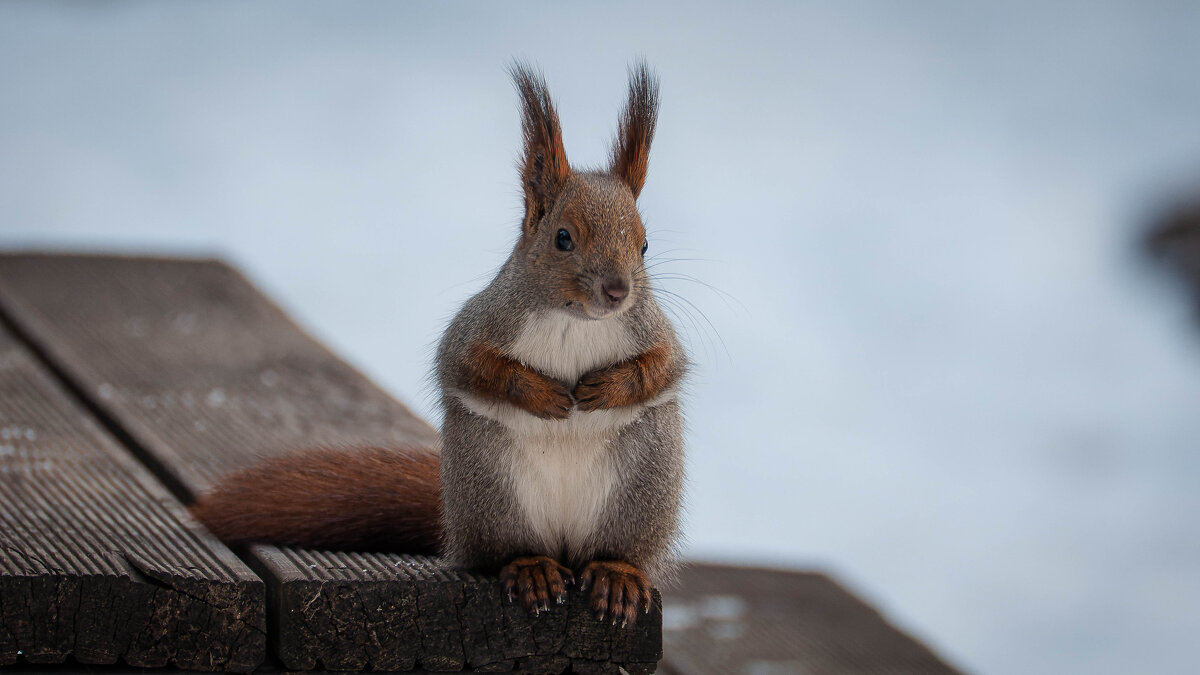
[454,311,644,554]
[507,309,637,382]
[505,416,619,555]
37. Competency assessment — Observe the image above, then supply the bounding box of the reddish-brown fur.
[609,64,659,198]
[560,200,594,249]
[189,446,441,554]
[512,64,571,236]
[460,341,574,418]
[573,343,675,411]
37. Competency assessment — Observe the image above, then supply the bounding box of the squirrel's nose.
[602,277,629,304]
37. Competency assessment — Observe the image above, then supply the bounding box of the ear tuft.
[609,61,660,199]
[510,62,571,234]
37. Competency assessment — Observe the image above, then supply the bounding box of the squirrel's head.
[509,63,659,321]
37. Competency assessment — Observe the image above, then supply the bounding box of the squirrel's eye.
[641,239,648,256]
[555,229,574,251]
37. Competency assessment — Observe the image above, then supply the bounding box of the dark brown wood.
[659,564,963,675]
[0,253,663,673]
[249,546,660,673]
[0,323,264,671]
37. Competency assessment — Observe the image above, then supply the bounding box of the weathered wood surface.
[660,564,963,675]
[0,254,440,494]
[252,546,660,673]
[0,253,662,673]
[0,323,264,671]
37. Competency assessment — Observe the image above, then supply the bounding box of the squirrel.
[190,62,686,628]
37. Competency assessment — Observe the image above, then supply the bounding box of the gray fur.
[435,294,686,580]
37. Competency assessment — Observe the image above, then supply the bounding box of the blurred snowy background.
[4,2,1200,673]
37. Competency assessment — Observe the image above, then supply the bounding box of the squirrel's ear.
[609,62,659,199]
[511,63,571,235]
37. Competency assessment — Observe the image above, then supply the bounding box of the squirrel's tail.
[189,445,442,555]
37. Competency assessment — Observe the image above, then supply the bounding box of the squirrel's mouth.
[581,296,633,320]
[583,306,617,320]
[563,299,619,320]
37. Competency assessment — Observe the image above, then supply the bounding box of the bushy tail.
[190,445,442,555]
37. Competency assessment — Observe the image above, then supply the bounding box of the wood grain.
[0,323,264,671]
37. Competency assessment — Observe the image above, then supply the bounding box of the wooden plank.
[0,323,264,671]
[0,254,440,494]
[250,546,660,673]
[660,564,963,675]
[0,253,664,673]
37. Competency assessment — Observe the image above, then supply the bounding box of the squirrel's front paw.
[573,368,625,411]
[579,560,653,627]
[520,378,574,419]
[500,555,574,615]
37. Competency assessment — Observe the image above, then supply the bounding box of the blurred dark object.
[1147,192,1200,307]
[661,564,963,674]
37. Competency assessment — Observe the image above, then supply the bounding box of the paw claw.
[499,556,573,617]
[579,560,653,628]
